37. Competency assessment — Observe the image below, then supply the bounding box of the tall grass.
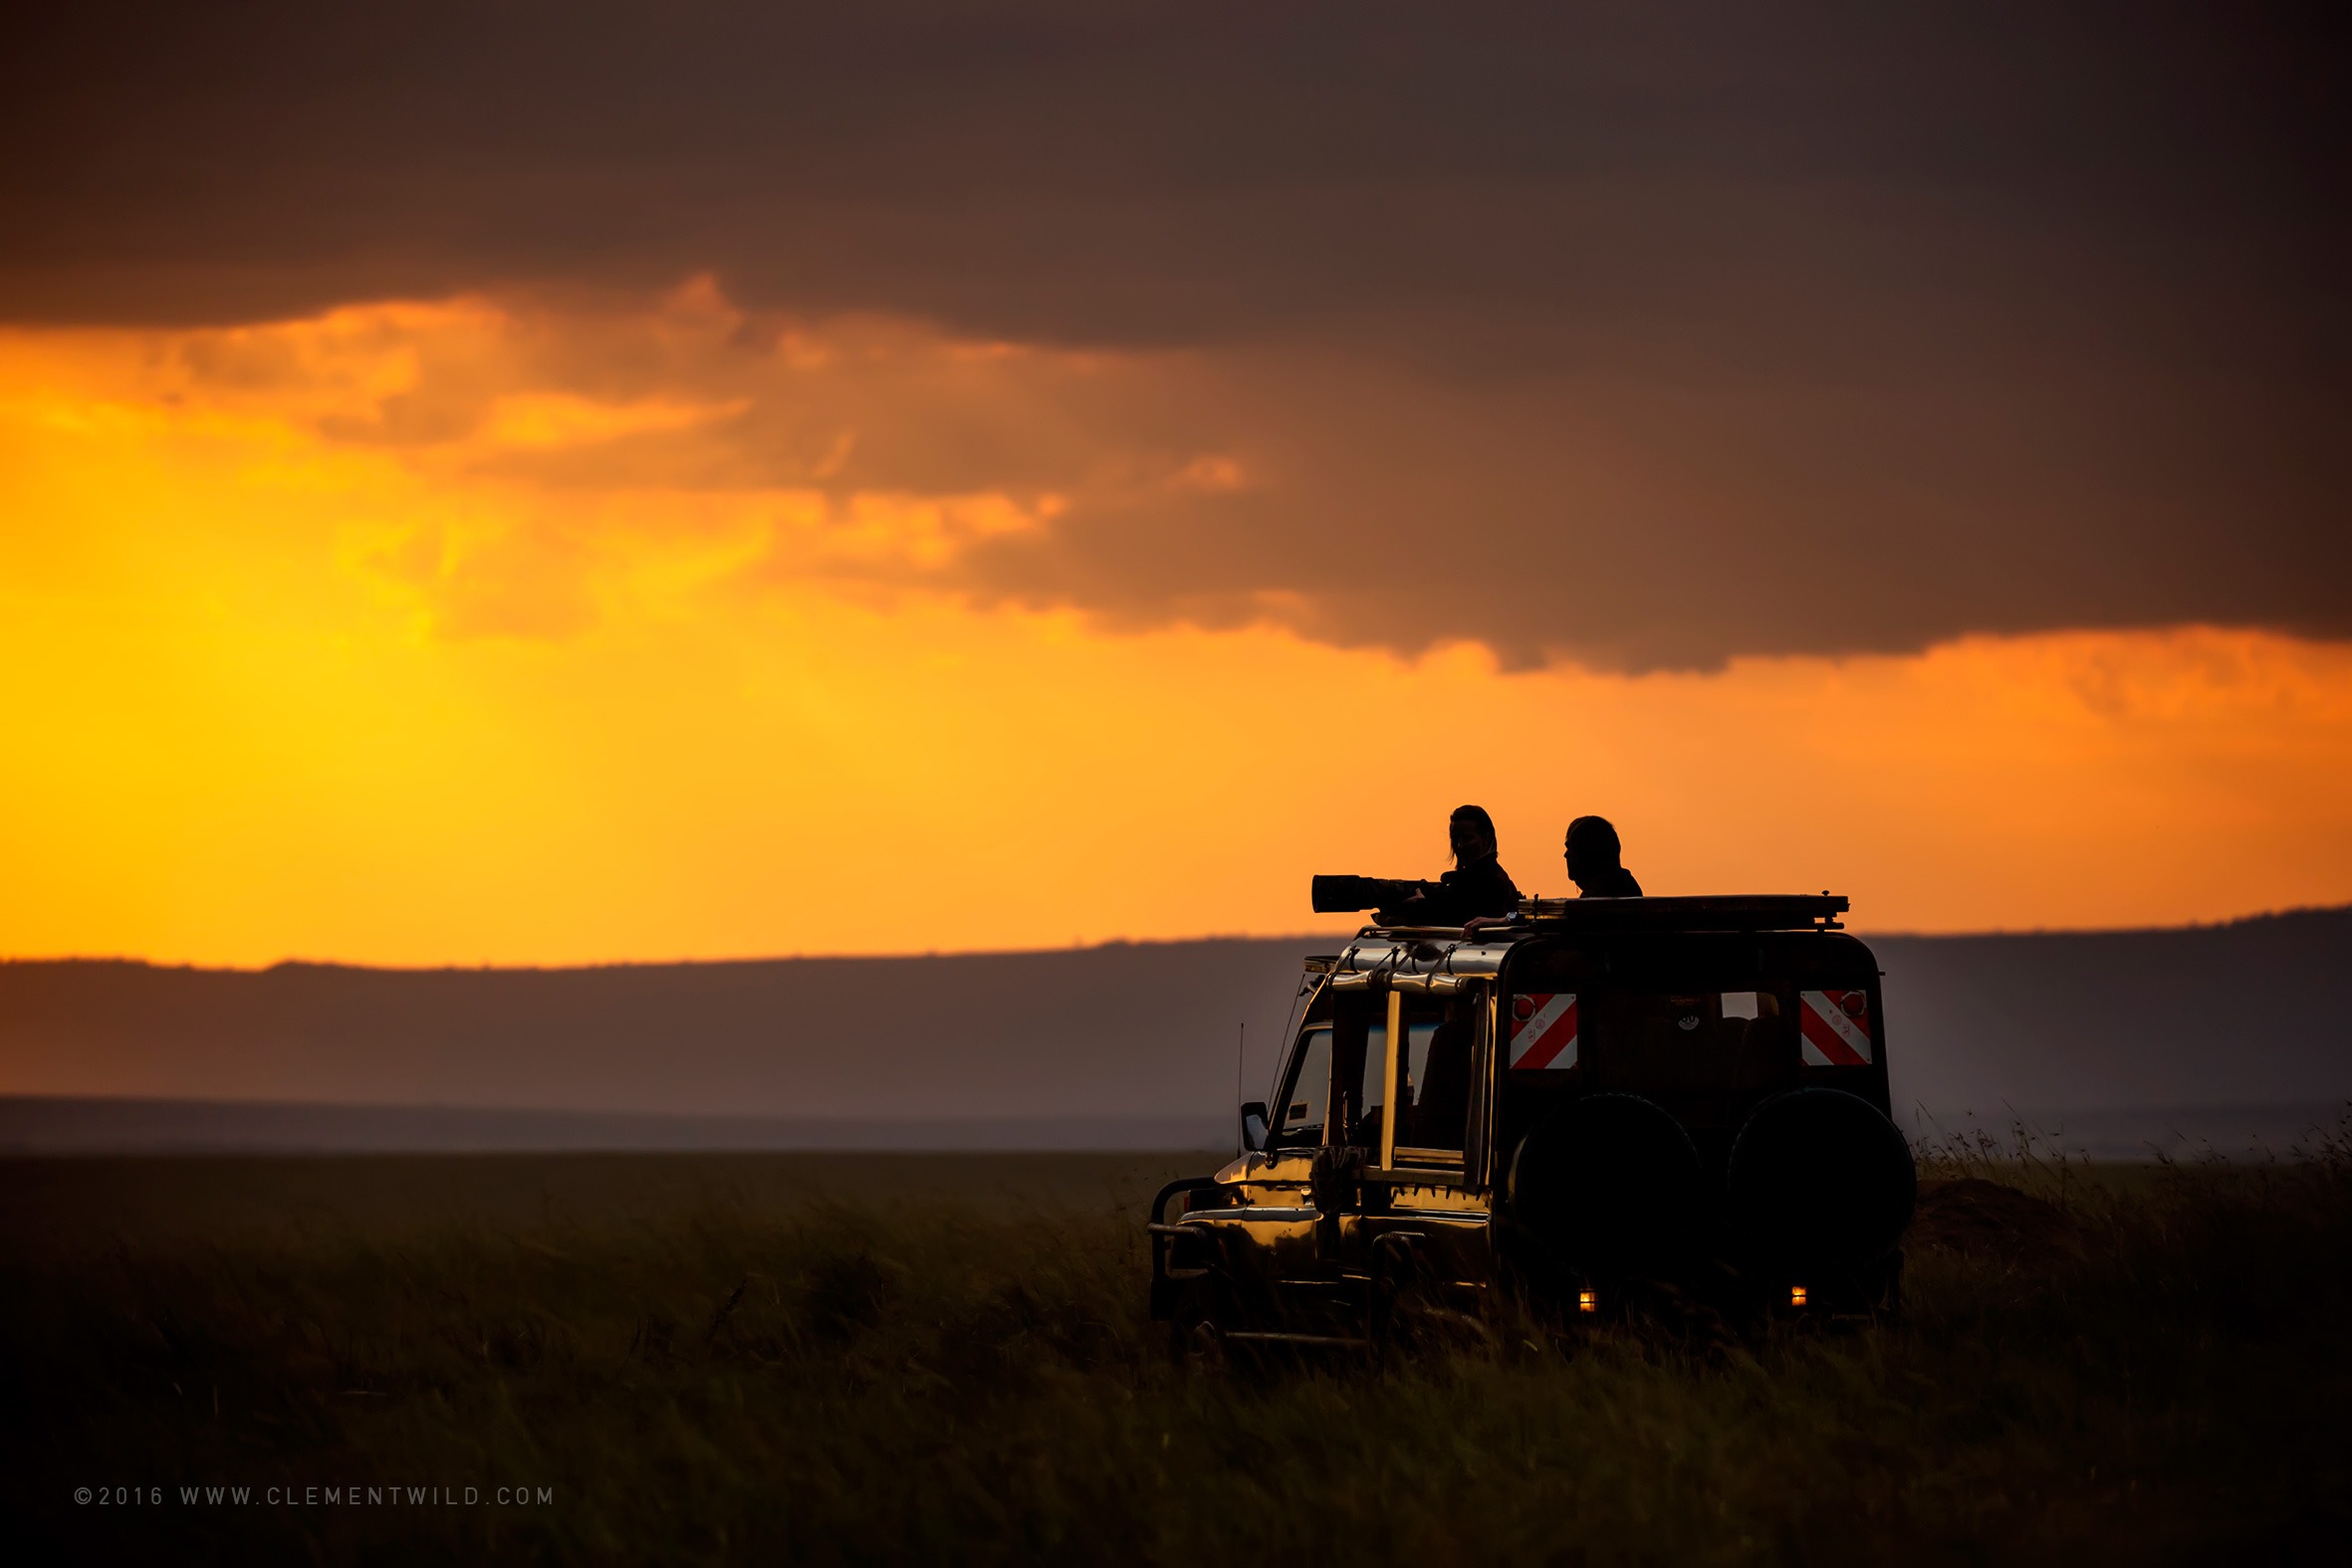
[6,1141,2349,1565]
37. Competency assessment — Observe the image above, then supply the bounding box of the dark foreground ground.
[4,1143,2349,1565]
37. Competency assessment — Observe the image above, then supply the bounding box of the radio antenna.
[1235,1021,1246,1157]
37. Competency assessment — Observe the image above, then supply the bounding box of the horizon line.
[5,900,2346,977]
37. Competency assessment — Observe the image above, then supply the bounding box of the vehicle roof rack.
[1366,894,1848,938]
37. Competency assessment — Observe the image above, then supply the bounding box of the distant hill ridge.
[3,907,2347,1148]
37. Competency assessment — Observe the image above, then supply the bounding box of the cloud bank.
[5,2,2341,668]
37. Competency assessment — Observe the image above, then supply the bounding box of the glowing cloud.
[2,295,2347,967]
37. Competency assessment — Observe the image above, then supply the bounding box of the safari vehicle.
[1147,894,1916,1355]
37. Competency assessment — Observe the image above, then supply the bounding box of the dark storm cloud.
[5,1,2342,667]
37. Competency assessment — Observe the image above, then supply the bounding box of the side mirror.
[1240,1100,1270,1153]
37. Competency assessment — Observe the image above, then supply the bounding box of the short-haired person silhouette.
[1376,804,1522,927]
[1565,814,1643,897]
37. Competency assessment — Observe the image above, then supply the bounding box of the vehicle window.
[1333,993,1456,1152]
[1348,1012,1388,1147]
[1396,1007,1474,1154]
[1271,1023,1333,1148]
[1401,1020,1440,1107]
[1580,990,1795,1090]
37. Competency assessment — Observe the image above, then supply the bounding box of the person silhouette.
[1376,804,1522,927]
[1565,814,1643,897]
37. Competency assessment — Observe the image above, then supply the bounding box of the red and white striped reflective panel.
[1509,992,1578,1070]
[1798,990,1874,1066]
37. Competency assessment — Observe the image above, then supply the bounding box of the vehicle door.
[1241,994,1341,1303]
[1340,983,1497,1312]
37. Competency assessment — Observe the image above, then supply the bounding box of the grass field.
[5,1140,2349,1565]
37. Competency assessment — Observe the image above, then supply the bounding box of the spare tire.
[1726,1088,1915,1271]
[1508,1093,1704,1275]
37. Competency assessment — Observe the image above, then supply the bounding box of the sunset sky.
[3,3,2343,967]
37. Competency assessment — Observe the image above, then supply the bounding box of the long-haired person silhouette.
[1374,804,1522,927]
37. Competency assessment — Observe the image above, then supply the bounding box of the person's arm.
[1380,891,1463,927]
[1455,860,1523,934]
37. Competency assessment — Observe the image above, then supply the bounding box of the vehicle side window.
[1346,1012,1390,1148]
[1329,994,1385,1150]
[1270,1023,1333,1149]
[1402,1001,1476,1154]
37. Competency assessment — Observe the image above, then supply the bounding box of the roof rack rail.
[1517,894,1846,932]
[1361,894,1848,938]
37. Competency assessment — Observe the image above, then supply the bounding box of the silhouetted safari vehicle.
[1148,894,1915,1357]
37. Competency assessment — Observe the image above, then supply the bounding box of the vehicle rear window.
[1579,990,1790,1083]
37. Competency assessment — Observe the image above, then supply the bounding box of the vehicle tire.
[1168,1276,1230,1375]
[1508,1093,1705,1276]
[1726,1088,1916,1273]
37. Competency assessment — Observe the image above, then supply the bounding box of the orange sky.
[4,291,2349,967]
